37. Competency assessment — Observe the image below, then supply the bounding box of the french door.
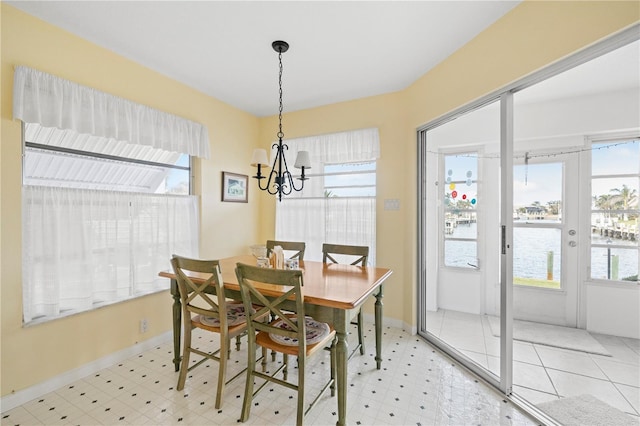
[512,153,580,327]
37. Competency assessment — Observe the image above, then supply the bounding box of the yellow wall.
[1,5,260,396]
[2,0,638,398]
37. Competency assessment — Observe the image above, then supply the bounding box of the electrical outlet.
[140,318,148,333]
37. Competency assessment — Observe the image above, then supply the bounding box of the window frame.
[439,149,481,270]
[588,135,639,285]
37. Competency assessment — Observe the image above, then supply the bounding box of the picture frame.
[221,172,248,203]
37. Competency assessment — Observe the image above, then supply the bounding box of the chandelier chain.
[278,49,284,139]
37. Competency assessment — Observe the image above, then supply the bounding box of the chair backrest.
[171,255,229,330]
[266,240,306,260]
[235,263,307,351]
[322,243,369,266]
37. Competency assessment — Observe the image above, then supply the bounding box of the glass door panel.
[513,227,562,289]
[513,162,564,291]
[418,99,502,386]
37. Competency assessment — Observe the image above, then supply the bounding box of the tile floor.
[1,321,540,425]
[426,309,640,423]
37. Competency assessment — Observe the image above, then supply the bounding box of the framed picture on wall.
[221,172,248,203]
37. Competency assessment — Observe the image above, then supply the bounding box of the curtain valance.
[282,127,380,164]
[13,66,211,159]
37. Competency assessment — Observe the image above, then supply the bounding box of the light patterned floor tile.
[1,321,542,426]
[593,356,640,387]
[536,344,608,380]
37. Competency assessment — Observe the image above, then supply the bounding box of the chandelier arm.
[280,143,300,194]
[256,171,276,193]
[270,140,282,194]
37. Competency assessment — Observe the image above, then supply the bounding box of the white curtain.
[275,128,379,264]
[13,66,210,159]
[22,186,198,322]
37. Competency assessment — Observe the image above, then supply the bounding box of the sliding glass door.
[418,30,640,421]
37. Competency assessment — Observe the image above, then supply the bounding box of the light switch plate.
[384,199,400,210]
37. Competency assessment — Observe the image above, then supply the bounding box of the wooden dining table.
[159,254,392,426]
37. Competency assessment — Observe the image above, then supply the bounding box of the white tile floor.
[1,321,540,425]
[426,309,640,423]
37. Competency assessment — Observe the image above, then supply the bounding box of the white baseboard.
[0,332,172,413]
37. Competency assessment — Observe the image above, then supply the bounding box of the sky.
[513,140,638,208]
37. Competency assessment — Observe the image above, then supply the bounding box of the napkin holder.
[270,245,285,269]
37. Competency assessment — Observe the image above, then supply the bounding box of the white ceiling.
[7,0,523,117]
[7,1,639,118]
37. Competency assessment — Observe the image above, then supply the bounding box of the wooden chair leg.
[357,310,365,355]
[270,313,277,361]
[261,347,267,372]
[215,338,228,409]
[177,324,192,391]
[296,356,305,426]
[236,335,242,351]
[240,340,257,422]
[330,338,336,397]
[283,354,289,381]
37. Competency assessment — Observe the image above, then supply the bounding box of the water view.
[446,222,638,283]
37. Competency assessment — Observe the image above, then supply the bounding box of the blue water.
[446,222,638,281]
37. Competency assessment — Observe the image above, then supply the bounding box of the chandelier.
[250,40,310,202]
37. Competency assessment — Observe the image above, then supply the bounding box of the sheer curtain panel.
[22,186,198,322]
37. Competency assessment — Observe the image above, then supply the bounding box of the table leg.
[171,279,181,372]
[335,328,348,426]
[375,284,384,370]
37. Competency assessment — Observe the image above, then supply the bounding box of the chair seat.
[192,315,248,336]
[259,317,336,356]
[198,303,255,327]
[269,316,330,345]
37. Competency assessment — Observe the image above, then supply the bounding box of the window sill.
[23,286,170,328]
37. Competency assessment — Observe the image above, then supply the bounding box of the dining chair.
[235,262,336,426]
[266,239,306,260]
[171,255,265,409]
[322,243,369,359]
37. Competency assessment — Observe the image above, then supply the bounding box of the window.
[590,138,639,283]
[324,162,376,197]
[441,152,479,269]
[23,124,191,195]
[15,67,207,324]
[22,124,199,323]
[275,128,379,264]
[513,161,563,289]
